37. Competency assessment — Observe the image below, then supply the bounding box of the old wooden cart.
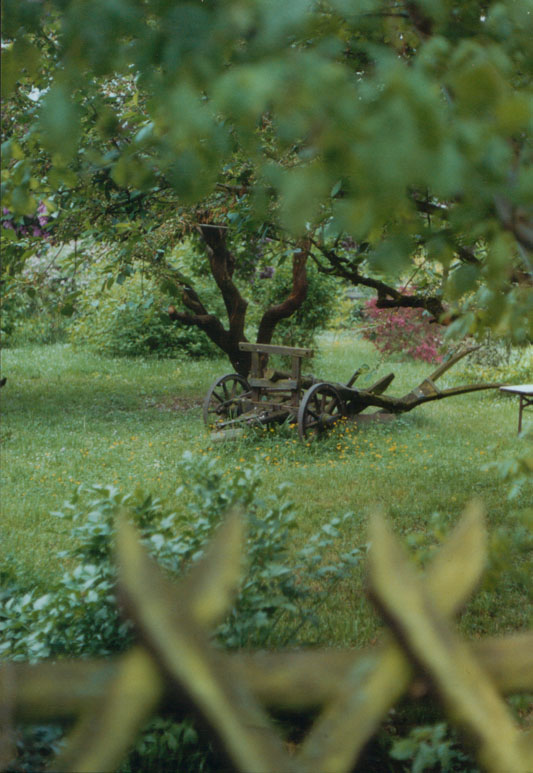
[203,342,501,440]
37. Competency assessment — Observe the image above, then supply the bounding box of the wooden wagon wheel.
[202,373,251,428]
[297,382,345,441]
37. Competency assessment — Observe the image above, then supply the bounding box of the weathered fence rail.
[2,505,532,773]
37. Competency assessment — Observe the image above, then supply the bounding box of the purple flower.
[37,202,49,227]
[259,266,275,279]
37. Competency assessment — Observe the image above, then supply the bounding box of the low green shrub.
[69,272,218,358]
[390,722,471,772]
[452,340,533,387]
[4,312,70,347]
[174,452,361,649]
[6,725,65,773]
[1,454,360,660]
[2,453,360,770]
[491,449,533,501]
[1,257,72,348]
[328,287,371,330]
[121,718,211,773]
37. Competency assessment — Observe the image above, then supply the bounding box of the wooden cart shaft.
[205,343,502,438]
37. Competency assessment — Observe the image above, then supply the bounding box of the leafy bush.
[451,341,533,388]
[3,309,71,347]
[1,249,76,347]
[121,718,210,773]
[69,272,218,358]
[1,454,360,660]
[173,452,360,649]
[1,453,360,771]
[0,279,29,345]
[5,725,65,773]
[390,723,471,772]
[328,286,372,330]
[492,451,533,501]
[361,294,444,363]
[1,201,85,346]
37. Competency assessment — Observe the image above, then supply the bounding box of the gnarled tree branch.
[166,226,252,374]
[168,235,313,375]
[257,242,310,344]
[308,237,447,321]
[168,305,229,352]
[197,225,248,344]
[375,294,446,319]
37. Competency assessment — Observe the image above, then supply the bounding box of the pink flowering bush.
[361,295,443,363]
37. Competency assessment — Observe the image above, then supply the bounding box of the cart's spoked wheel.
[298,383,345,441]
[203,373,251,428]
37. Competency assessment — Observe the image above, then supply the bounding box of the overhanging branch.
[308,237,447,321]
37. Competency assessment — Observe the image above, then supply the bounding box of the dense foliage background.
[2,0,532,370]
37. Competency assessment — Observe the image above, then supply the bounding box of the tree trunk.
[168,234,311,377]
[167,225,250,374]
[257,243,310,344]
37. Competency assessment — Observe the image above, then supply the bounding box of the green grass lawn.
[1,335,532,645]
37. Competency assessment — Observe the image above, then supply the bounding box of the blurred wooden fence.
[2,504,532,772]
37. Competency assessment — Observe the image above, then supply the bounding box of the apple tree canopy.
[1,0,532,350]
